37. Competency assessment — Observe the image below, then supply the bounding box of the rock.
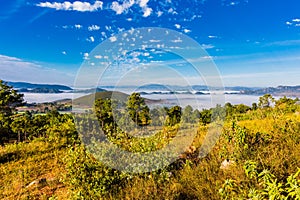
[26,178,47,188]
[220,159,235,170]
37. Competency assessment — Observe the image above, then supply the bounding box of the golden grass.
[0,139,70,200]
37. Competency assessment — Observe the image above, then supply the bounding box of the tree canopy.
[0,80,24,144]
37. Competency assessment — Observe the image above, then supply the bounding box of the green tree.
[258,94,275,108]
[166,106,182,126]
[182,105,193,123]
[225,102,234,117]
[199,109,212,125]
[150,108,161,126]
[126,93,151,127]
[0,80,24,144]
[11,111,32,142]
[234,104,251,114]
[94,98,116,132]
[191,109,200,123]
[252,102,258,110]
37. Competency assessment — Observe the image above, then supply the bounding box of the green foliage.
[126,92,151,127]
[0,80,24,115]
[0,80,24,144]
[165,105,182,126]
[199,109,212,125]
[219,179,238,200]
[64,145,127,199]
[258,93,275,108]
[2,92,300,199]
[219,162,300,200]
[94,98,117,133]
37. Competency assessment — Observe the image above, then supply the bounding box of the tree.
[11,112,32,142]
[94,98,116,133]
[275,96,298,113]
[199,109,212,125]
[191,109,200,123]
[150,108,161,126]
[0,80,24,115]
[166,106,182,126]
[258,94,275,108]
[182,105,193,123]
[225,102,234,117]
[235,104,251,114]
[0,80,24,144]
[126,93,151,127]
[252,103,258,110]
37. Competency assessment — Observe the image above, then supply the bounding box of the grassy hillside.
[73,91,129,106]
[1,96,300,199]
[0,138,69,199]
[73,91,162,106]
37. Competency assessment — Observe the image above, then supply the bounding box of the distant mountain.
[7,81,72,91]
[18,88,63,93]
[72,88,106,93]
[240,85,300,97]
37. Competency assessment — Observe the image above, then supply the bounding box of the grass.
[1,106,300,199]
[0,138,70,200]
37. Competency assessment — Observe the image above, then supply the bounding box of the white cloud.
[292,18,300,22]
[168,8,177,15]
[88,25,100,31]
[87,36,95,42]
[110,36,117,42]
[183,29,191,33]
[142,7,152,17]
[286,21,292,26]
[138,0,149,7]
[83,52,89,59]
[171,39,182,43]
[36,1,103,12]
[156,11,163,17]
[62,51,67,55]
[95,55,102,59]
[139,0,152,17]
[208,35,218,39]
[74,24,82,29]
[201,44,215,49]
[266,39,300,47]
[0,55,74,85]
[174,24,181,29]
[111,0,135,15]
[110,0,152,17]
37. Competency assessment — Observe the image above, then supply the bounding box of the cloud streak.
[36,1,103,12]
[0,55,74,85]
[110,0,152,17]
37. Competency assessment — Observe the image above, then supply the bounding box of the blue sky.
[0,0,300,87]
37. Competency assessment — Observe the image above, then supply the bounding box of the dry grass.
[0,139,70,200]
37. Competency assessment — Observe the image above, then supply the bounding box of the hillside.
[241,85,300,97]
[73,91,130,106]
[73,91,163,106]
[0,139,69,199]
[7,81,72,91]
[1,99,300,199]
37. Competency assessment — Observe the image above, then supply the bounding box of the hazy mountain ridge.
[240,85,300,96]
[7,81,72,91]
[5,81,300,97]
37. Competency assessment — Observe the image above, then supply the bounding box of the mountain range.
[5,81,300,97]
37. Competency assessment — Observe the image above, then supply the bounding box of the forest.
[1,79,300,199]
